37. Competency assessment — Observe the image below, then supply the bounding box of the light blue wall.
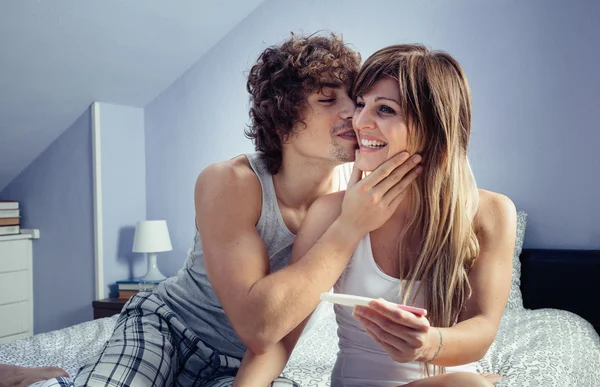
[143,33,255,275]
[0,102,147,331]
[145,0,600,265]
[0,108,95,334]
[97,103,147,297]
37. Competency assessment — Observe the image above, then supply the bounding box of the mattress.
[1,304,599,386]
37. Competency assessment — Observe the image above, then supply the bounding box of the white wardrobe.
[0,230,38,344]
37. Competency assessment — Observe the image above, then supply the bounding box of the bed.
[1,211,599,386]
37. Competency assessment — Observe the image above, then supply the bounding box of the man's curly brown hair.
[244,32,361,174]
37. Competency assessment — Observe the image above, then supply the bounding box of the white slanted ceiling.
[0,0,266,191]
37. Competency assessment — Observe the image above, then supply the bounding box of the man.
[7,32,420,387]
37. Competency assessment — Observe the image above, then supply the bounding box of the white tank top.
[331,233,478,386]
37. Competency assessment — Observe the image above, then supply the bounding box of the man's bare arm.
[232,193,345,386]
[200,153,422,354]
[196,162,357,354]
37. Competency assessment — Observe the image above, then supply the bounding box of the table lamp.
[133,220,172,281]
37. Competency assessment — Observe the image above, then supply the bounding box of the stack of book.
[116,279,164,300]
[0,200,20,236]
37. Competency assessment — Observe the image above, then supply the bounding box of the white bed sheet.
[1,304,599,386]
[0,314,118,378]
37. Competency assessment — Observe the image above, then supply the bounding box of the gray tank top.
[156,153,295,359]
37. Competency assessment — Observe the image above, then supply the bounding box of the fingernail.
[412,155,422,163]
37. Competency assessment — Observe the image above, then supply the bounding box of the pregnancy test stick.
[320,293,427,317]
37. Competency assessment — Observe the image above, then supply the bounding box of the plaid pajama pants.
[36,292,299,387]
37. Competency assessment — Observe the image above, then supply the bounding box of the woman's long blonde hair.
[352,45,480,371]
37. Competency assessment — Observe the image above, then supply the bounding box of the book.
[117,283,159,291]
[116,279,163,291]
[0,209,20,218]
[0,225,20,236]
[118,289,139,300]
[0,217,20,227]
[116,279,164,285]
[0,201,19,210]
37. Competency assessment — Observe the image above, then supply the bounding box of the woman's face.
[353,77,410,172]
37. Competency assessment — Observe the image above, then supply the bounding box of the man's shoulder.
[197,155,260,190]
[195,155,262,209]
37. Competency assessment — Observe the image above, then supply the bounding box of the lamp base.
[138,252,167,282]
[138,268,167,282]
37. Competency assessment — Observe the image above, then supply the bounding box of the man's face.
[287,83,357,164]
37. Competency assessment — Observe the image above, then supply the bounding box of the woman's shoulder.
[475,189,517,239]
[477,188,514,208]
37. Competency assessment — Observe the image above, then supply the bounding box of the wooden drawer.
[0,240,30,273]
[0,271,29,305]
[0,302,30,338]
[92,298,128,320]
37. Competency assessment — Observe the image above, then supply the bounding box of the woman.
[234,44,516,387]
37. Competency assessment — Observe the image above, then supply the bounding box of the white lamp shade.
[132,220,173,253]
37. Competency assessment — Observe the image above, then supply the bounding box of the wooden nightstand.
[92,298,128,319]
